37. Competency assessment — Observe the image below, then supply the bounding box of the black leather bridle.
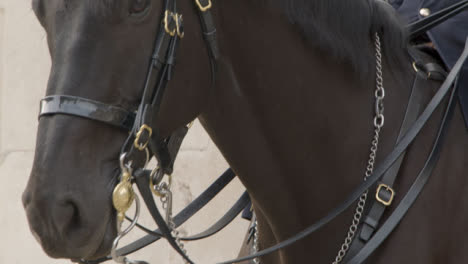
[40,0,218,175]
[37,0,468,263]
[40,0,222,263]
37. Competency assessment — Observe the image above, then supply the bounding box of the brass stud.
[419,8,431,17]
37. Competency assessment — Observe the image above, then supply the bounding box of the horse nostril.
[53,201,81,235]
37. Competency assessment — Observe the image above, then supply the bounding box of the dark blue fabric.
[390,0,468,128]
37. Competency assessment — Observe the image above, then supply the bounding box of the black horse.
[22,0,468,263]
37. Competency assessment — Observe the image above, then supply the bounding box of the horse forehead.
[32,0,121,20]
[57,0,123,17]
[85,0,121,13]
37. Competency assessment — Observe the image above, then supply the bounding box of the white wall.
[0,1,248,263]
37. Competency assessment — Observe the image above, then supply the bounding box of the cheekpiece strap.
[196,0,220,60]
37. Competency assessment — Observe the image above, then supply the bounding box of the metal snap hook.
[149,167,172,197]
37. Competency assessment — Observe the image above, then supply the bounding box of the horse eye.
[129,0,150,14]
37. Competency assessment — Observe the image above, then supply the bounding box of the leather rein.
[37,0,468,263]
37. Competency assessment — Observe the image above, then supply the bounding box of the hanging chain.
[154,173,190,263]
[332,33,385,264]
[252,219,260,264]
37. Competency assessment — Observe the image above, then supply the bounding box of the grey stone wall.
[0,1,247,263]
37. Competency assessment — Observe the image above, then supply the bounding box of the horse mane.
[275,0,408,73]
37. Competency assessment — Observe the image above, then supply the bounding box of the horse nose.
[22,187,86,257]
[22,188,31,208]
[52,200,81,235]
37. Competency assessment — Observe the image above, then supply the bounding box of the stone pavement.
[0,1,248,263]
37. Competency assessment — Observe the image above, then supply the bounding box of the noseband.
[37,0,468,263]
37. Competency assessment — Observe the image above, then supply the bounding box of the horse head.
[22,0,212,260]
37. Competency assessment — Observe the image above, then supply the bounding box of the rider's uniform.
[390,0,468,127]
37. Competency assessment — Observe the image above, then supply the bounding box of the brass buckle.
[375,183,395,206]
[164,10,176,36]
[195,0,212,12]
[134,124,153,151]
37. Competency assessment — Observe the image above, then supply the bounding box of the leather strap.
[409,47,448,82]
[422,63,448,81]
[128,38,180,174]
[196,0,220,60]
[359,64,426,243]
[357,49,447,244]
[39,95,135,130]
[181,191,249,241]
[134,169,195,264]
[117,0,184,176]
[218,37,468,264]
[126,191,249,241]
[344,51,447,260]
[195,0,219,111]
[406,0,468,39]
[83,169,236,264]
[347,76,458,264]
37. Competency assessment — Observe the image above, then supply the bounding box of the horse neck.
[199,1,414,262]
